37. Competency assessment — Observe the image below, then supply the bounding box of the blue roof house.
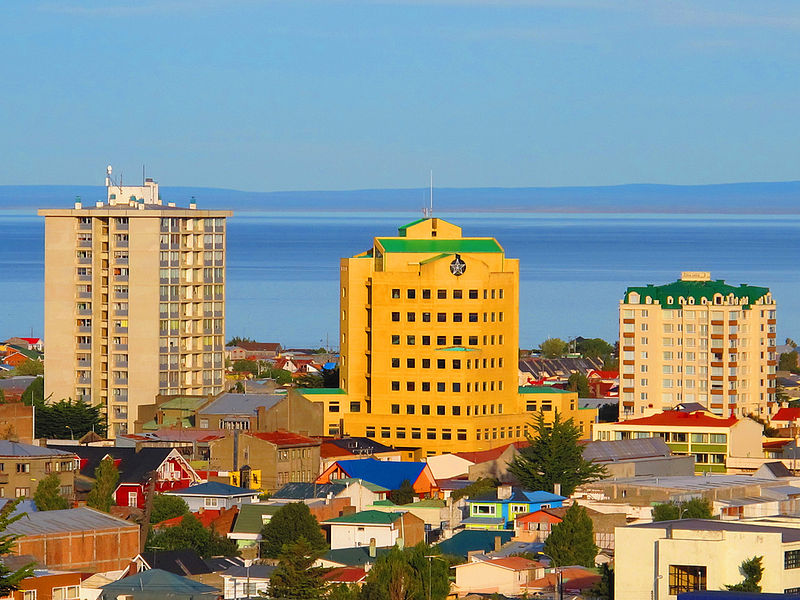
[164,481,259,511]
[317,458,438,496]
[463,485,565,530]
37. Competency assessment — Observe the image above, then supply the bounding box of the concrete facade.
[619,271,777,420]
[39,170,231,436]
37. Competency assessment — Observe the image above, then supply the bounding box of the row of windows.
[160,217,225,231]
[391,288,504,300]
[389,380,504,393]
[364,424,524,442]
[599,431,727,444]
[392,334,504,346]
[391,357,504,369]
[391,311,504,323]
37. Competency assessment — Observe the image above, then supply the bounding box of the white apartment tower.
[619,272,777,420]
[39,167,232,436]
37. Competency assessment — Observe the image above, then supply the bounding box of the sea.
[3,210,800,349]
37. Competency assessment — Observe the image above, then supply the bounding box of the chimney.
[369,538,376,558]
[494,535,502,552]
[554,483,562,496]
[497,484,512,500]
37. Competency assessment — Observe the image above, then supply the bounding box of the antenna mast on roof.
[422,170,434,218]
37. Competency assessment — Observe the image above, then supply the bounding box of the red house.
[61,445,200,509]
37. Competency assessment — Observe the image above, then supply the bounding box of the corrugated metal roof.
[198,393,284,415]
[0,441,75,457]
[7,508,135,536]
[582,437,672,463]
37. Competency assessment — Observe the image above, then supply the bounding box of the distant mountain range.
[1,181,799,213]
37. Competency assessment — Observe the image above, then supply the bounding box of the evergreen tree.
[543,503,598,567]
[150,494,190,524]
[20,377,44,406]
[508,411,607,496]
[86,457,119,513]
[267,537,328,600]
[391,479,416,505]
[360,544,449,600]
[33,474,69,511]
[147,513,240,558]
[726,556,763,592]
[327,583,361,600]
[14,359,43,376]
[652,497,712,522]
[451,477,497,501]
[260,502,327,559]
[32,398,106,439]
[567,372,591,397]
[0,498,35,594]
[539,338,568,358]
[590,563,614,600]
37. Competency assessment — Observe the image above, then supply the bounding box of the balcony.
[77,274,92,282]
[76,308,92,316]
[115,240,129,249]
[77,326,92,334]
[113,326,128,334]
[115,275,129,283]
[77,376,91,385]
[77,343,91,350]
[115,309,128,317]
[77,240,92,248]
[115,361,129,369]
[113,378,128,386]
[77,256,92,265]
[113,344,128,351]
[77,359,91,367]
[114,292,129,300]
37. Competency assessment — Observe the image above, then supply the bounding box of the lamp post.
[424,555,447,600]
[65,425,73,441]
[537,552,563,600]
[651,574,663,600]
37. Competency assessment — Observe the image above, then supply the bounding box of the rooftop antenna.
[422,170,434,218]
[142,164,146,185]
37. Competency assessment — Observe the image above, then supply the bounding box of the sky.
[1,1,799,191]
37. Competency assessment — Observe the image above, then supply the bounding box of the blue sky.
[2,1,799,191]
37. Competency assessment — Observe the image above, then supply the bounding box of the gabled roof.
[167,481,256,498]
[772,407,800,422]
[137,549,211,576]
[324,458,430,491]
[221,564,276,579]
[466,489,565,505]
[99,569,219,599]
[325,510,403,525]
[198,393,285,415]
[435,530,514,558]
[321,546,392,567]
[54,445,179,485]
[518,385,574,395]
[233,342,282,352]
[582,437,672,463]
[323,566,367,584]
[611,410,739,428]
[249,430,320,448]
[755,461,794,479]
[453,441,528,464]
[230,503,282,534]
[271,482,347,500]
[454,556,543,572]
[7,507,134,536]
[0,441,75,458]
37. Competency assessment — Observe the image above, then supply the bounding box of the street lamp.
[65,425,73,441]
[537,552,563,600]
[424,555,447,600]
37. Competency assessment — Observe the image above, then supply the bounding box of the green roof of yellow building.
[625,278,770,310]
[376,238,502,254]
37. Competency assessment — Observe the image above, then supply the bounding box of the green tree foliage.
[322,366,340,388]
[33,398,107,439]
[779,350,799,372]
[86,457,119,513]
[602,356,619,371]
[543,503,598,567]
[231,359,259,374]
[20,377,44,406]
[567,372,591,397]
[575,338,615,360]
[652,497,712,522]
[295,374,324,388]
[747,413,779,437]
[0,389,5,405]
[33,474,69,511]
[262,367,293,385]
[590,563,614,599]
[266,536,328,600]
[260,502,327,559]
[227,336,255,346]
[726,556,763,592]
[361,544,450,600]
[451,478,498,501]
[508,411,607,496]
[150,494,190,524]
[597,403,619,423]
[14,359,43,376]
[147,513,239,558]
[391,479,417,505]
[0,499,35,594]
[539,338,568,358]
[327,583,362,600]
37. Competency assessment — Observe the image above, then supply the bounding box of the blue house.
[463,485,565,530]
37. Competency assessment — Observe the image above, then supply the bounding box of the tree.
[391,479,416,505]
[150,494,190,524]
[231,359,259,374]
[779,351,799,372]
[361,544,450,600]
[575,338,614,360]
[787,338,798,349]
[262,367,293,385]
[590,563,614,600]
[295,374,324,388]
[227,336,255,346]
[260,502,327,559]
[567,372,590,397]
[86,457,119,513]
[451,477,498,501]
[321,366,340,388]
[543,503,598,567]
[0,498,35,594]
[33,398,107,439]
[20,376,44,406]
[14,359,43,376]
[652,497,712,522]
[147,513,239,558]
[539,338,568,358]
[597,403,619,423]
[508,411,607,496]
[328,583,362,600]
[266,537,328,600]
[726,556,763,592]
[33,474,69,511]
[748,413,779,437]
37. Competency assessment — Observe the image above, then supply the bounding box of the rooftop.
[435,530,514,558]
[325,510,404,525]
[772,407,800,422]
[167,481,257,498]
[230,503,282,534]
[582,437,672,463]
[325,458,431,491]
[249,430,320,448]
[198,393,285,415]
[271,482,347,500]
[375,238,503,254]
[624,277,771,309]
[518,386,574,394]
[629,518,800,543]
[606,410,739,428]
[0,441,75,458]
[466,488,566,504]
[7,507,134,536]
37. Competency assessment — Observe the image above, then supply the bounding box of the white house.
[164,481,259,511]
[220,564,275,599]
[323,510,424,550]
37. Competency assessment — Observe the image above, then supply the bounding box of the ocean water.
[3,210,800,348]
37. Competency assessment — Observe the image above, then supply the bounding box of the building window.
[407,358,415,368]
[422,405,431,415]
[407,312,415,322]
[391,289,400,298]
[411,428,421,439]
[350,402,361,412]
[422,336,431,346]
[391,312,400,321]
[406,382,415,391]
[786,550,800,569]
[437,289,447,299]
[437,359,446,368]
[391,381,400,391]
[469,289,478,299]
[392,358,400,368]
[668,565,707,595]
[426,428,436,440]
[381,427,391,439]
[437,382,446,392]
[204,497,219,508]
[469,313,478,322]
[437,313,446,322]
[469,336,478,345]
[52,586,79,600]
[452,406,461,415]
[407,335,415,345]
[453,290,463,299]
[422,312,431,322]
[421,382,430,391]
[422,359,431,368]
[22,592,37,600]
[422,289,431,299]
[407,289,416,299]
[457,429,467,440]
[391,335,400,345]
[406,405,415,414]
[453,313,463,322]
[391,404,400,414]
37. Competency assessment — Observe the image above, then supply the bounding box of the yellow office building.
[301,218,595,455]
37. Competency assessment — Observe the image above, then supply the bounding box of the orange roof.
[485,557,543,571]
[763,439,792,450]
[616,410,738,428]
[772,408,800,422]
[155,506,238,532]
[320,441,354,459]
[323,567,367,583]
[589,370,619,379]
[250,430,320,447]
[524,568,601,591]
[454,441,529,464]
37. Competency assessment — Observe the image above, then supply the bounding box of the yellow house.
[299,218,596,455]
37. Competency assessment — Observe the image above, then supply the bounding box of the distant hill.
[2,181,800,214]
